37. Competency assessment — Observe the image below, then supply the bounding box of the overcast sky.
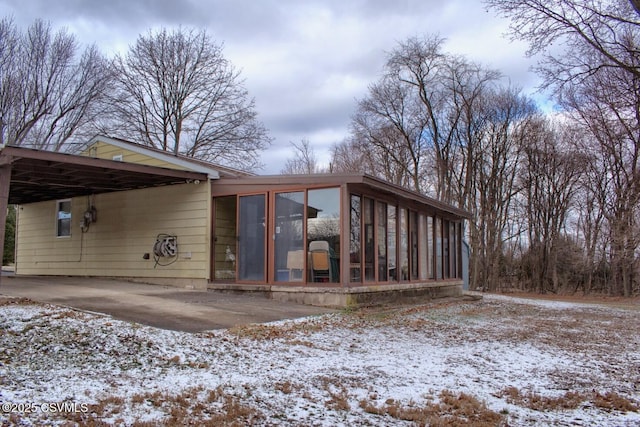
[1,0,543,173]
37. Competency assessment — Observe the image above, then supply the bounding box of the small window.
[56,200,72,237]
[112,154,123,161]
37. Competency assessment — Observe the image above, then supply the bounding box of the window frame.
[56,199,72,238]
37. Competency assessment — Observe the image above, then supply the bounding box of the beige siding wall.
[16,182,211,283]
[84,141,188,170]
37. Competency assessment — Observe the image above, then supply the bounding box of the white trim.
[88,136,220,179]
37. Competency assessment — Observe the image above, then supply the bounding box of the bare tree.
[470,87,537,291]
[565,66,640,296]
[348,78,427,188]
[485,0,640,88]
[330,138,370,175]
[0,18,111,150]
[281,139,325,174]
[519,120,586,293]
[574,144,608,295]
[0,18,18,147]
[349,35,501,201]
[331,128,415,187]
[107,27,270,170]
[486,0,640,295]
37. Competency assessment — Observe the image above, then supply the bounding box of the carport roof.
[0,145,209,205]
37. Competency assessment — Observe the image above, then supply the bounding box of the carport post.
[0,162,11,285]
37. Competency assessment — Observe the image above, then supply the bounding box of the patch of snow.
[0,297,638,426]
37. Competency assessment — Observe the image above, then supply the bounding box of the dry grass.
[90,396,125,416]
[67,386,264,426]
[228,323,290,340]
[0,296,36,307]
[593,391,640,412]
[50,310,88,320]
[497,386,639,413]
[274,380,296,395]
[360,389,505,426]
[228,319,327,341]
[497,386,585,411]
[318,375,352,412]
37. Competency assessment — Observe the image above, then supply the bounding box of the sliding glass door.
[237,194,266,281]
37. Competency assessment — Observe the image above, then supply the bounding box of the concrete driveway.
[0,274,335,332]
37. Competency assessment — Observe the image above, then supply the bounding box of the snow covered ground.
[0,293,638,426]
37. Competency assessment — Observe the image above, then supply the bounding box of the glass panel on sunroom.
[275,191,305,282]
[399,207,408,280]
[451,221,458,279]
[307,188,340,283]
[363,197,375,282]
[443,220,450,279]
[349,195,361,282]
[427,215,434,279]
[387,204,397,281]
[419,214,428,280]
[435,217,443,280]
[377,201,388,281]
[410,210,419,280]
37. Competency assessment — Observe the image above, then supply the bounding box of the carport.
[0,145,208,284]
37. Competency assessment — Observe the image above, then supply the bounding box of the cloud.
[0,0,540,173]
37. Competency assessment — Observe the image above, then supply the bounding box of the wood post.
[0,161,12,285]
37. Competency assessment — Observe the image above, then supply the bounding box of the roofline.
[87,135,222,179]
[359,174,471,218]
[1,145,208,181]
[216,172,471,219]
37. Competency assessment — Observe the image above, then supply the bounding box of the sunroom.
[209,174,469,304]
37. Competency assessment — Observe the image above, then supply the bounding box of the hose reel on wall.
[152,234,178,267]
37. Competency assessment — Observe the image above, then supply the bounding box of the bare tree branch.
[0,18,111,151]
[281,139,324,174]
[106,27,271,170]
[484,0,640,87]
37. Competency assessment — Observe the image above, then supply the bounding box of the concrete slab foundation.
[209,281,464,308]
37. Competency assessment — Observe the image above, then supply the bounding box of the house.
[0,136,470,307]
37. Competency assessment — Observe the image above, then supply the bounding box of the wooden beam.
[0,163,11,285]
